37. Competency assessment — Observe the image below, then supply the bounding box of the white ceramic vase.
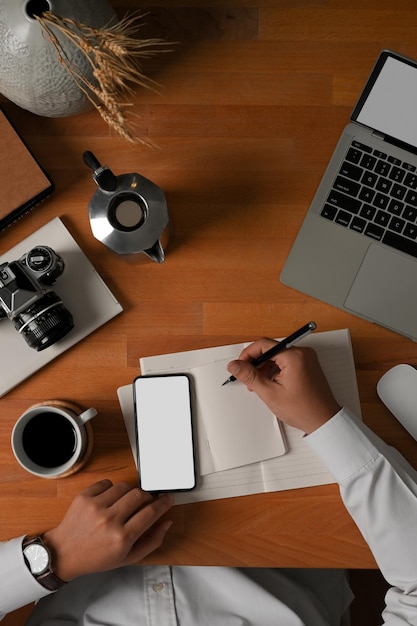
[0,0,116,117]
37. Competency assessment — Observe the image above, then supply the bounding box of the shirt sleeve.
[307,407,417,626]
[0,536,52,620]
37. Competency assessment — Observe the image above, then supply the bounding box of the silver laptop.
[281,50,417,340]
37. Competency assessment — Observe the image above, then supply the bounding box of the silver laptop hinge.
[372,130,385,141]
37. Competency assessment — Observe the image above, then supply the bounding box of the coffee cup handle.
[77,407,97,425]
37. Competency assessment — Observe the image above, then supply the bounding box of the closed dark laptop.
[0,107,54,231]
[281,50,417,341]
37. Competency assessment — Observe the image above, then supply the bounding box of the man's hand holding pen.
[227,340,341,435]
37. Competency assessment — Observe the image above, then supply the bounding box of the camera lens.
[13,291,74,351]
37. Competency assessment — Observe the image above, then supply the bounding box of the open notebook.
[117,328,361,504]
[0,217,123,397]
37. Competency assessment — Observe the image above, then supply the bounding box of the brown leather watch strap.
[34,567,67,591]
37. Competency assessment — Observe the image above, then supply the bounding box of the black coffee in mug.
[22,412,77,467]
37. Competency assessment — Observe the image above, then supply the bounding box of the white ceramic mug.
[11,403,97,478]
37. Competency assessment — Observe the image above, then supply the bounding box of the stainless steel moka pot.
[84,151,169,263]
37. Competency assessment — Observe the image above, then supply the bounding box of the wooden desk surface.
[1,0,417,571]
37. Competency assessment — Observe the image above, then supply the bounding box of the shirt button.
[153,582,165,592]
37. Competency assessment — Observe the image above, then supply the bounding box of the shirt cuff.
[305,407,382,483]
[0,536,52,617]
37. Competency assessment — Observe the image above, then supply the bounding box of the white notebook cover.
[0,217,123,396]
[189,358,286,474]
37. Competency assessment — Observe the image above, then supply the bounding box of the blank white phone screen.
[134,375,195,492]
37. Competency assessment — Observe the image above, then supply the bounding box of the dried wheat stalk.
[35,11,167,144]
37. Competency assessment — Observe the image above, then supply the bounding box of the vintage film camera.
[0,246,74,351]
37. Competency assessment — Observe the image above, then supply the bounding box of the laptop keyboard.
[320,140,417,259]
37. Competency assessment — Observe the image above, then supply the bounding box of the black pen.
[222,321,317,385]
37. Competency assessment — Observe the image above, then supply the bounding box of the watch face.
[24,543,49,574]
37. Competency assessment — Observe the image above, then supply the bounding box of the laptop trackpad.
[345,243,417,339]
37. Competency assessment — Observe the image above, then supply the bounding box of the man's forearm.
[0,537,52,619]
[307,407,417,625]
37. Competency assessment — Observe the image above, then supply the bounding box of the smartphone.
[133,374,196,492]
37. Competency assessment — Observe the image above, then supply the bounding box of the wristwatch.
[22,535,66,591]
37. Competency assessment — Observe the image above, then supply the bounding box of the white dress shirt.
[1,407,417,625]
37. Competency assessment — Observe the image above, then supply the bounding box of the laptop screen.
[351,51,417,151]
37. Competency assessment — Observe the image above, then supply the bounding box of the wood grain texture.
[1,3,417,592]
